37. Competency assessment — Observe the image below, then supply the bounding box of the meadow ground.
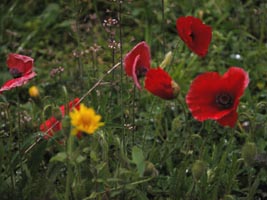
[0,0,267,199]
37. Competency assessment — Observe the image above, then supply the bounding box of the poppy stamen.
[216,93,233,109]
[9,68,22,78]
[189,32,195,40]
[137,67,149,78]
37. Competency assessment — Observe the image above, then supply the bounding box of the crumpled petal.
[0,71,36,94]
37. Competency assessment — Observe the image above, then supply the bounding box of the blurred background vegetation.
[0,0,267,199]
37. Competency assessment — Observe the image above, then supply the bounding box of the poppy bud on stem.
[241,142,257,166]
[160,51,173,69]
[192,160,207,181]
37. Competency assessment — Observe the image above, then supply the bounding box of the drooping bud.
[160,51,173,69]
[241,142,257,166]
[192,160,207,181]
[143,161,158,177]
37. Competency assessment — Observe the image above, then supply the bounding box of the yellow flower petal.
[69,103,104,135]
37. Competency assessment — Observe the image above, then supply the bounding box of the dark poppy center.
[137,67,148,78]
[9,68,22,78]
[189,32,195,40]
[216,93,233,109]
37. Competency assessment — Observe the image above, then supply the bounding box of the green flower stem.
[6,106,15,191]
[132,85,136,145]
[65,134,74,200]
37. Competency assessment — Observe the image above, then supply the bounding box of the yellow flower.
[69,104,104,135]
[29,86,39,98]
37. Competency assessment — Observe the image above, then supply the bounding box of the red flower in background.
[0,54,36,93]
[186,67,249,127]
[40,117,62,140]
[145,67,180,100]
[40,98,81,140]
[176,16,212,57]
[124,41,151,89]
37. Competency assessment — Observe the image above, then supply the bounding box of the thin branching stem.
[24,62,120,154]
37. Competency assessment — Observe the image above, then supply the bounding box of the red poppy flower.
[186,67,249,127]
[40,117,62,140]
[176,16,212,57]
[40,98,81,139]
[0,53,36,94]
[124,41,151,89]
[144,67,180,100]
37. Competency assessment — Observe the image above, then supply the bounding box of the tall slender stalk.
[6,106,15,192]
[65,135,74,200]
[132,86,136,145]
[118,1,126,149]
[161,0,166,55]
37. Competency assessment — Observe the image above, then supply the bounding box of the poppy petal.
[186,72,232,121]
[59,98,81,116]
[131,54,142,90]
[176,16,212,57]
[186,67,249,127]
[0,71,36,93]
[7,53,34,75]
[145,67,179,100]
[124,41,151,77]
[217,110,238,128]
[40,117,62,140]
[40,98,81,140]
[220,67,249,102]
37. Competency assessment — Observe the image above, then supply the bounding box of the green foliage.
[0,0,267,199]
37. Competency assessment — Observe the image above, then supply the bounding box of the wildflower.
[186,67,249,127]
[40,98,80,140]
[50,66,64,77]
[40,117,62,140]
[145,67,180,100]
[29,86,40,98]
[0,54,36,94]
[69,104,104,136]
[176,16,212,57]
[124,41,151,89]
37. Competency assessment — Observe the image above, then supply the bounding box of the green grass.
[0,0,267,199]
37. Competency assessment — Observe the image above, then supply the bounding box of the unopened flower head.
[29,86,39,98]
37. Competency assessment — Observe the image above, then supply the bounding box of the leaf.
[50,152,67,163]
[132,146,145,176]
[76,154,86,164]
